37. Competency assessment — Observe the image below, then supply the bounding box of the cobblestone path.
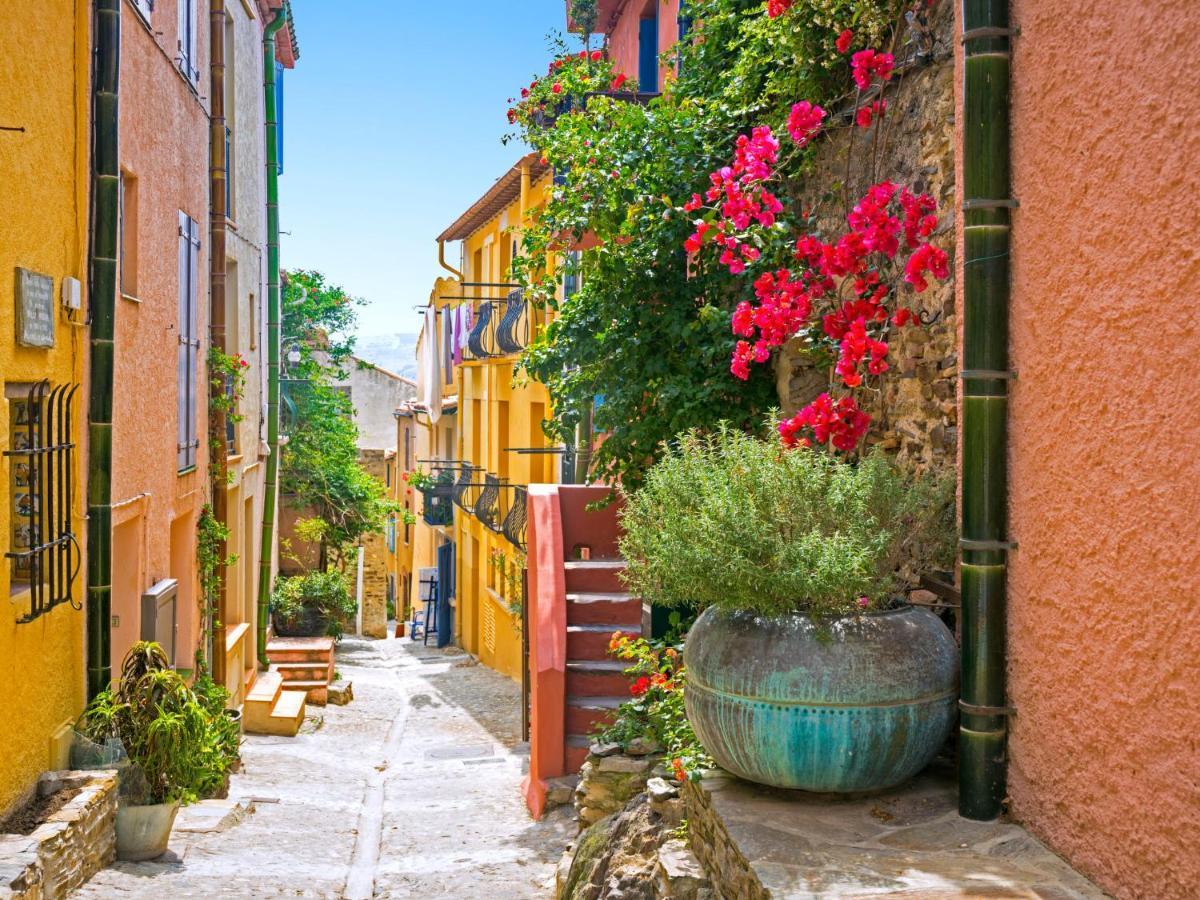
[75,637,573,899]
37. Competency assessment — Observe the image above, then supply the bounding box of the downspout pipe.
[86,0,120,699]
[959,0,1013,821]
[255,4,288,668]
[208,0,229,686]
[437,240,463,280]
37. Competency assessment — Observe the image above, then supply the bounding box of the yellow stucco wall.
[0,2,91,816]
[453,173,557,684]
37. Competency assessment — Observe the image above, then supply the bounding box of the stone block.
[597,755,652,775]
[327,681,354,706]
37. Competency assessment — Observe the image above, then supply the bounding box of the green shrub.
[270,570,356,638]
[618,424,954,619]
[78,642,239,805]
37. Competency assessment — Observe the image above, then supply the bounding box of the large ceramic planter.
[272,607,330,638]
[115,800,180,861]
[685,604,958,793]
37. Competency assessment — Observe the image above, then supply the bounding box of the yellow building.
[413,155,567,682]
[0,3,91,815]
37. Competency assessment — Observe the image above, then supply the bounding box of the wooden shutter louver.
[178,212,200,471]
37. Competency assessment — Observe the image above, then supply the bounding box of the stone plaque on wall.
[15,268,55,348]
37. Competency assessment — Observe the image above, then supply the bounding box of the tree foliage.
[280,270,394,569]
[510,0,902,488]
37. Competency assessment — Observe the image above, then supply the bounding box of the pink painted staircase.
[564,561,640,771]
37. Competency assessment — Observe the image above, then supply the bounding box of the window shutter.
[639,15,659,92]
[178,0,198,83]
[177,212,200,471]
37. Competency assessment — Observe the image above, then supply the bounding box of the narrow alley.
[75,638,575,899]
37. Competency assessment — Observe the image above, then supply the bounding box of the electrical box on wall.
[140,579,179,666]
[62,277,81,310]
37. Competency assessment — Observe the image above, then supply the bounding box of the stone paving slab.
[74,637,572,899]
[685,760,1110,899]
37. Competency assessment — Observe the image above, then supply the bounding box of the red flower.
[855,100,887,129]
[631,676,652,697]
[551,82,563,94]
[610,73,628,91]
[766,0,793,18]
[591,50,603,62]
[671,758,689,782]
[836,28,854,53]
[891,308,912,327]
[779,393,871,452]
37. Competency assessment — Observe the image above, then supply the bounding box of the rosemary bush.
[618,424,953,618]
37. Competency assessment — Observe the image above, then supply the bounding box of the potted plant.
[77,643,240,860]
[270,569,356,639]
[619,425,957,793]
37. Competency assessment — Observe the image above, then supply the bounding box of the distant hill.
[353,332,418,380]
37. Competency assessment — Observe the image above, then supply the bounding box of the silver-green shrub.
[618,424,954,619]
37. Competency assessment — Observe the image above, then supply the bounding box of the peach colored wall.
[957,2,1200,897]
[111,1,211,674]
[606,0,680,90]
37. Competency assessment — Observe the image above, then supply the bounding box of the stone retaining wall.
[0,770,118,900]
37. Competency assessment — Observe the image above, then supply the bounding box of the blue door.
[436,541,455,648]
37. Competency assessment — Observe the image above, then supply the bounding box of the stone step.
[272,660,334,684]
[566,592,642,627]
[265,636,335,665]
[567,623,640,660]
[563,560,626,594]
[565,734,592,772]
[243,670,283,734]
[263,689,307,737]
[280,679,328,706]
[566,659,632,697]
[565,695,624,735]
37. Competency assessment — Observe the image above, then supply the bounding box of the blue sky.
[279,1,582,339]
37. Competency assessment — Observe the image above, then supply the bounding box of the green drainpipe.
[256,5,289,668]
[959,0,1014,820]
[86,0,120,700]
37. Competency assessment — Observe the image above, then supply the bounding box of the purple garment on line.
[452,304,463,366]
[442,307,453,384]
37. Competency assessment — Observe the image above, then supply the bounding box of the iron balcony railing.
[413,465,457,527]
[474,473,502,531]
[494,291,530,355]
[502,485,528,551]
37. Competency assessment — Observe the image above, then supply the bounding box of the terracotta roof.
[259,0,299,68]
[436,154,550,243]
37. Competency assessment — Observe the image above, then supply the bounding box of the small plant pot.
[224,707,243,732]
[115,800,181,861]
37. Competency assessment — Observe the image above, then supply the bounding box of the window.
[177,212,201,472]
[132,0,153,23]
[119,171,139,299]
[178,0,199,84]
[386,515,396,554]
[639,5,659,92]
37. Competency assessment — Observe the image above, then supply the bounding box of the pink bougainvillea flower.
[787,101,826,147]
[850,49,895,91]
[855,99,887,129]
[858,596,871,609]
[836,28,855,53]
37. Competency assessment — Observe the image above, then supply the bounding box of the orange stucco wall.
[606,0,680,90]
[957,2,1200,897]
[110,1,211,675]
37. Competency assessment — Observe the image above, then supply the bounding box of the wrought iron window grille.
[4,381,82,624]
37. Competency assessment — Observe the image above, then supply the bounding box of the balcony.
[494,291,529,355]
[474,473,502,531]
[414,466,456,527]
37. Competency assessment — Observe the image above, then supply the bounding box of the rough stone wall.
[680,779,768,900]
[777,1,957,477]
[357,450,390,639]
[0,771,117,900]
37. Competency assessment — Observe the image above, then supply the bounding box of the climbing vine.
[196,504,235,673]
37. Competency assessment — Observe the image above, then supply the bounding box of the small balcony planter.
[684,604,957,793]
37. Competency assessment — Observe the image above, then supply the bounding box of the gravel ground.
[75,636,573,899]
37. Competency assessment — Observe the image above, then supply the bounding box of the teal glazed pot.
[684,604,958,793]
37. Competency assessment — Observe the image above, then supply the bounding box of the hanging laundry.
[420,306,442,423]
[442,306,454,385]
